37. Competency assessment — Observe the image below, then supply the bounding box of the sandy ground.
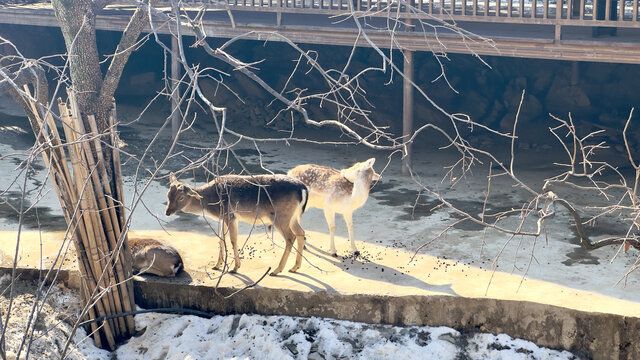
[0,95,639,306]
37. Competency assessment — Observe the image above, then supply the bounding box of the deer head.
[340,158,380,184]
[165,173,202,216]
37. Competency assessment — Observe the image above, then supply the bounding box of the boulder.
[545,85,591,116]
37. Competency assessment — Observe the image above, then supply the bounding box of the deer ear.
[169,172,178,184]
[364,158,376,168]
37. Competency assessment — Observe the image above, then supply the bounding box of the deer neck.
[182,189,217,218]
[350,176,371,208]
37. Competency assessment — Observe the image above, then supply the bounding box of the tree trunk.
[51,0,110,128]
[47,0,150,349]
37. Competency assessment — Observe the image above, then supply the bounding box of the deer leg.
[229,219,240,273]
[343,212,359,255]
[214,221,226,270]
[323,209,337,256]
[289,219,306,273]
[271,225,295,276]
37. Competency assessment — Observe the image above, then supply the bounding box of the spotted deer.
[129,237,183,277]
[287,158,380,256]
[165,173,308,275]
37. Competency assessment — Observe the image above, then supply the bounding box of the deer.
[165,173,308,276]
[129,237,183,277]
[287,158,380,257]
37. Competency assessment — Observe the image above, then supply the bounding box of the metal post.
[171,36,180,141]
[402,50,414,176]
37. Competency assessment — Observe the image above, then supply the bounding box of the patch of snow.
[114,311,579,360]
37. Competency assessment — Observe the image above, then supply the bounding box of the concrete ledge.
[133,276,638,360]
[2,266,639,359]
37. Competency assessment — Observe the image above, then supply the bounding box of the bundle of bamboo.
[24,87,135,349]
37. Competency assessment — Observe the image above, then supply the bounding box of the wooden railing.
[169,0,640,27]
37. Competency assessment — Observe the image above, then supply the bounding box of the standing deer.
[165,173,308,275]
[287,158,380,256]
[129,237,183,277]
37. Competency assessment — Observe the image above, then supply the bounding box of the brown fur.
[129,237,183,277]
[165,173,308,275]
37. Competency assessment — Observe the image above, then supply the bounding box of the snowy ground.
[0,277,579,360]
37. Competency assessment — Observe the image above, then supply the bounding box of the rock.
[484,100,506,128]
[438,332,458,345]
[456,90,491,119]
[514,76,527,90]
[583,62,617,83]
[531,68,554,94]
[545,85,591,116]
[308,351,325,360]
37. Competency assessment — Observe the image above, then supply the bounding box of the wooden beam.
[402,50,414,176]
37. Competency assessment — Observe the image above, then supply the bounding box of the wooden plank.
[402,50,414,176]
[520,0,524,17]
[634,0,638,21]
[543,0,548,18]
[485,0,489,15]
[580,0,584,18]
[473,0,478,15]
[496,0,501,16]
[605,0,611,20]
[618,0,623,21]
[567,0,572,18]
[508,0,512,16]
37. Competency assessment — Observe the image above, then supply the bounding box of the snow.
[110,312,578,360]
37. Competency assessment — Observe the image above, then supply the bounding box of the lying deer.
[165,173,308,275]
[288,158,380,257]
[129,237,183,277]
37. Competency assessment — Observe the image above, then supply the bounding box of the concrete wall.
[2,267,638,359]
[133,278,640,360]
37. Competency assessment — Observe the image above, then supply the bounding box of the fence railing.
[169,0,640,27]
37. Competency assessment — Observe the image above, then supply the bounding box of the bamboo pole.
[56,99,110,348]
[87,116,135,332]
[24,92,104,347]
[75,114,126,335]
[109,109,136,330]
[64,93,117,348]
[23,84,144,348]
[87,115,134,332]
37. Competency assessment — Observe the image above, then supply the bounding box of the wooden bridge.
[1,0,639,171]
[1,0,640,63]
